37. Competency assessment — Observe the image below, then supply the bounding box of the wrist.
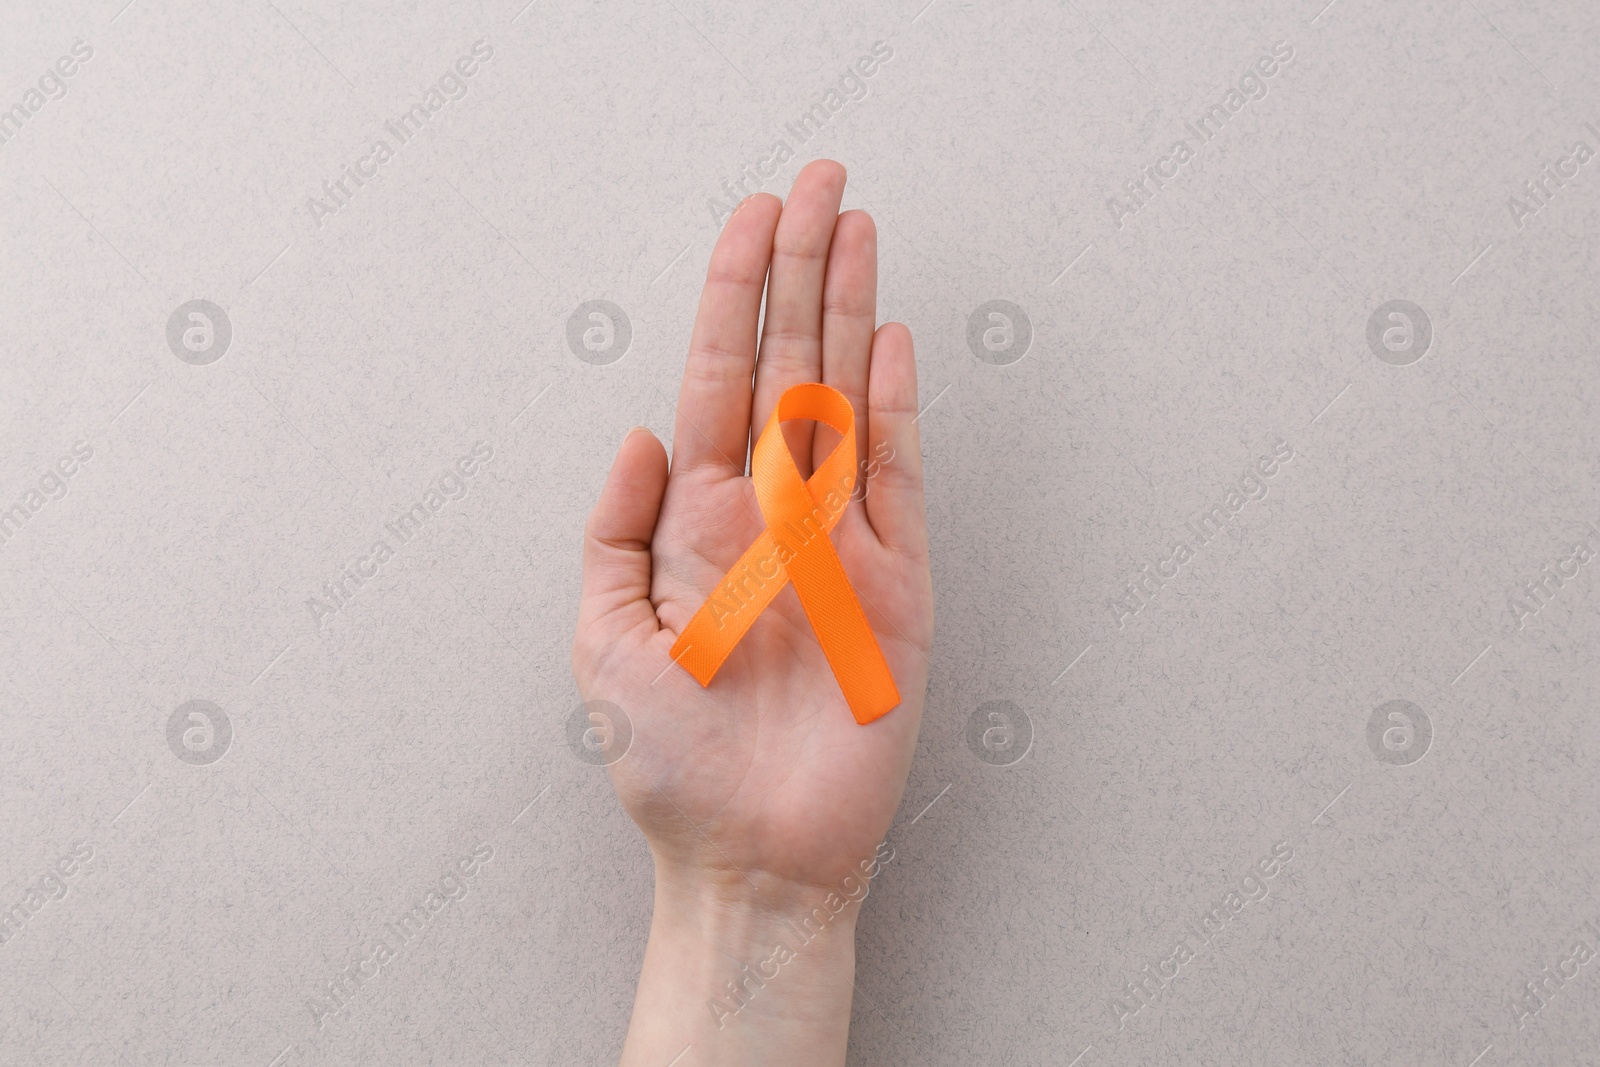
[654,859,861,1030]
[618,860,863,1066]
[655,855,864,924]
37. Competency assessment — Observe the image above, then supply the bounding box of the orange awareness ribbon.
[669,383,901,725]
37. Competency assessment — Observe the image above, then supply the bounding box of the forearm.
[619,862,861,1066]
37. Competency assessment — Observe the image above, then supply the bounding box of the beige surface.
[2,0,1598,1063]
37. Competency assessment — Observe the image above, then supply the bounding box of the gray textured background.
[2,0,1598,1064]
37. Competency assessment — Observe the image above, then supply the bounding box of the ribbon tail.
[669,530,788,686]
[783,536,901,724]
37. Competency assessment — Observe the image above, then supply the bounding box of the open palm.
[572,160,933,896]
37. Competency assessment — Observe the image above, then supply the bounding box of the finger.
[752,159,847,475]
[861,323,927,557]
[580,427,670,631]
[818,209,876,476]
[672,193,782,477]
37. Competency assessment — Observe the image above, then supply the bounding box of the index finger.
[671,193,782,476]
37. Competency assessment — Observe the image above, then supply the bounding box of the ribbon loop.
[669,383,900,724]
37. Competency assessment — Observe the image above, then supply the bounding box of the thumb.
[580,426,669,630]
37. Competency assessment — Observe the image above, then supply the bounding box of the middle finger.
[751,159,847,476]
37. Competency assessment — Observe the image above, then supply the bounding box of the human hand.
[572,159,932,1064]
